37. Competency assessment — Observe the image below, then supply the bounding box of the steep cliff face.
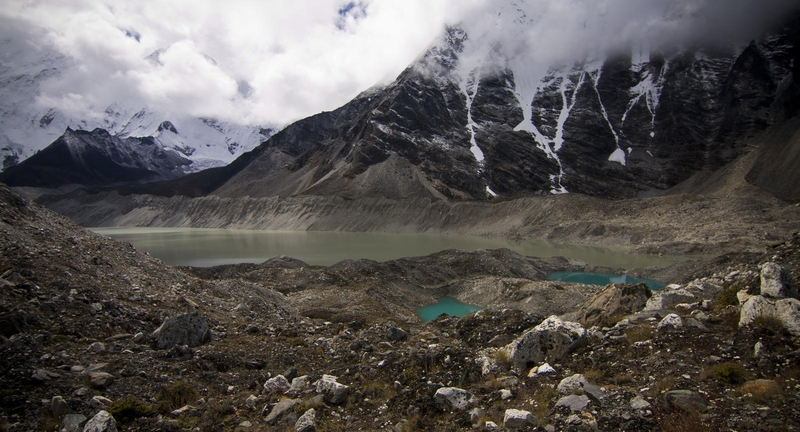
[158,13,798,201]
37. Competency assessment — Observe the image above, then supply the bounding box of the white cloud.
[1,0,796,128]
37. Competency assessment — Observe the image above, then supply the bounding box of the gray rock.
[31,368,60,383]
[499,389,513,400]
[434,387,476,410]
[760,263,797,298]
[503,409,535,429]
[504,316,587,371]
[132,332,144,343]
[152,312,211,350]
[557,374,588,395]
[294,408,316,432]
[52,395,69,418]
[263,398,300,425]
[82,410,117,432]
[468,407,485,422]
[81,363,109,375]
[630,395,651,410]
[60,413,87,432]
[89,396,112,410]
[88,372,114,389]
[754,341,765,358]
[657,313,683,331]
[556,395,591,412]
[566,414,583,425]
[664,390,706,412]
[644,289,696,311]
[285,375,309,396]
[245,395,258,409]
[263,375,290,394]
[387,325,406,341]
[88,342,105,353]
[485,420,498,429]
[238,421,252,428]
[582,383,604,406]
[315,374,349,404]
[739,296,800,336]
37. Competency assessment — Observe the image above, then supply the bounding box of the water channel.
[90,227,689,269]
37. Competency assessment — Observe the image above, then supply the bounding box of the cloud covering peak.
[2,0,797,128]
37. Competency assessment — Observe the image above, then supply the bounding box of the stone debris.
[294,408,316,432]
[315,374,349,404]
[504,315,587,371]
[503,408,535,429]
[152,312,211,349]
[82,410,117,432]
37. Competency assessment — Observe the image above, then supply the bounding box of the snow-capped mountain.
[0,39,273,173]
[148,8,799,201]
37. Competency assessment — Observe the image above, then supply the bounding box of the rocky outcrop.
[760,263,797,298]
[82,410,117,432]
[152,312,211,349]
[315,375,349,404]
[739,295,800,336]
[578,283,652,327]
[504,316,587,371]
[433,387,476,411]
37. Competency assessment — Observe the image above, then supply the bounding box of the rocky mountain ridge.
[132,10,800,201]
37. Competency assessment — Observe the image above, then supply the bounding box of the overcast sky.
[1,0,797,128]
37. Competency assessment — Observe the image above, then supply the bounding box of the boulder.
[285,375,309,396]
[60,413,87,432]
[88,372,114,389]
[52,395,69,417]
[557,374,589,395]
[555,395,591,412]
[88,396,112,410]
[579,283,652,327]
[503,409,535,429]
[386,325,406,341]
[294,408,316,432]
[315,374,349,404]
[82,410,117,432]
[263,375,290,394]
[152,312,211,350]
[644,289,696,311]
[760,263,797,298]
[664,390,706,412]
[263,398,300,425]
[739,296,800,336]
[657,313,683,331]
[630,395,651,410]
[504,316,587,371]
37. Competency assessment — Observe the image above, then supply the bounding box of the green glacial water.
[417,297,482,322]
[90,227,688,269]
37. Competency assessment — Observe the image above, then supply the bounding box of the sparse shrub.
[709,362,748,385]
[493,349,511,369]
[362,380,395,400]
[611,373,634,385]
[655,404,708,432]
[714,284,740,308]
[156,381,199,413]
[753,315,784,333]
[532,386,558,425]
[625,325,653,343]
[653,375,676,394]
[107,397,153,423]
[583,369,604,384]
[740,379,782,403]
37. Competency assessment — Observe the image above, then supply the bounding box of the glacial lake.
[417,297,482,322]
[89,227,689,268]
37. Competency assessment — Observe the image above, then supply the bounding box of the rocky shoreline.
[2,183,799,431]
